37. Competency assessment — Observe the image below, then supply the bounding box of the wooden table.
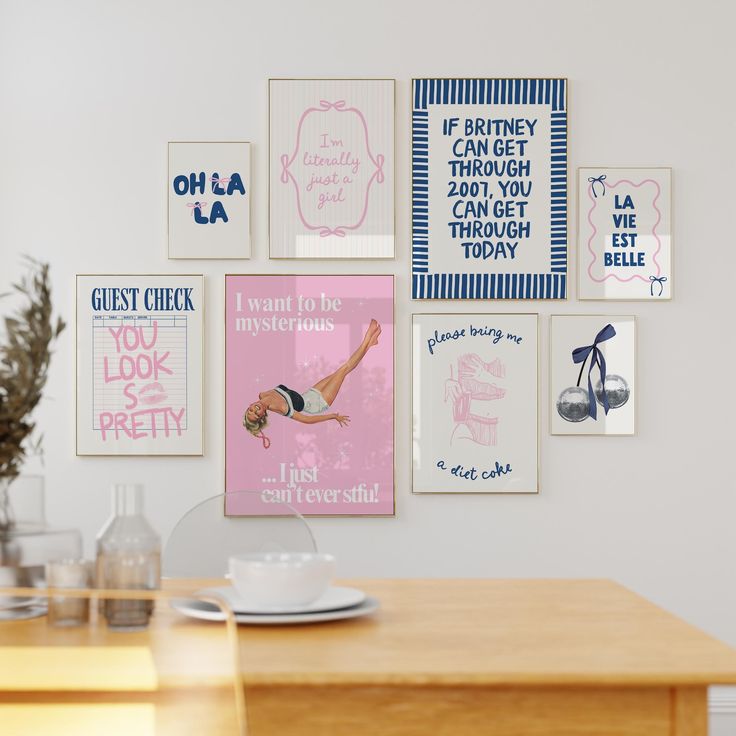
[0,585,243,736]
[237,579,736,736]
[2,579,736,736]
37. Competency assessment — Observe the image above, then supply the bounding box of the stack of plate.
[171,585,378,625]
[0,594,46,621]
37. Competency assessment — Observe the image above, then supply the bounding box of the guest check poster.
[76,274,204,455]
[412,78,567,300]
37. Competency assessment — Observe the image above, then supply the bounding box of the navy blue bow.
[588,174,607,198]
[649,275,667,297]
[572,324,616,420]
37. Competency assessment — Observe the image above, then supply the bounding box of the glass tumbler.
[46,558,92,627]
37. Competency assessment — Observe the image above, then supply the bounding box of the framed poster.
[269,78,395,259]
[412,313,538,493]
[76,274,204,455]
[550,315,636,436]
[225,275,394,516]
[168,141,251,259]
[411,78,567,300]
[578,168,672,300]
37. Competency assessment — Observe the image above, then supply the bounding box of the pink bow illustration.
[186,201,208,215]
[319,100,346,110]
[209,176,231,191]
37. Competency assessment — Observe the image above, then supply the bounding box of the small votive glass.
[46,559,92,627]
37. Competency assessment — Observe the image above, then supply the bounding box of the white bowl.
[228,552,335,607]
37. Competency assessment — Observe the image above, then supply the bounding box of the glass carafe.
[96,484,160,630]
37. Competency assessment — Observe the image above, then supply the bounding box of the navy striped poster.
[412,78,567,300]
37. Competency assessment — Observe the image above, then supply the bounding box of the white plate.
[170,596,379,625]
[0,595,40,611]
[196,585,365,615]
[0,605,47,621]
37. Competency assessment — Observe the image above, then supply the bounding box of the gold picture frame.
[268,78,397,261]
[411,312,540,494]
[576,166,673,301]
[411,77,569,302]
[75,273,205,457]
[224,273,396,518]
[549,314,637,436]
[167,141,252,261]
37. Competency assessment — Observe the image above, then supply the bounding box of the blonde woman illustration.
[243,319,381,448]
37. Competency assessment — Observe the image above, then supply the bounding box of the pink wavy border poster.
[225,275,394,516]
[578,167,672,300]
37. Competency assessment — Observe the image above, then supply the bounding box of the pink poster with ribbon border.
[225,275,394,516]
[578,167,672,300]
[269,79,395,259]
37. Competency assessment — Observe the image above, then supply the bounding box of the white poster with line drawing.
[76,274,203,455]
[412,313,538,493]
[269,78,395,259]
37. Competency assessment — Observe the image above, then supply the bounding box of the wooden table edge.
[239,673,736,687]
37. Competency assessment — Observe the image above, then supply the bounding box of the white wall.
[2,0,735,654]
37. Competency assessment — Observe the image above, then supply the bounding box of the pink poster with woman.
[225,275,394,516]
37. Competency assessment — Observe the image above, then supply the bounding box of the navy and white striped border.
[412,272,566,300]
[411,78,567,300]
[412,108,429,272]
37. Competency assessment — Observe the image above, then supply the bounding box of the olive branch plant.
[0,257,65,531]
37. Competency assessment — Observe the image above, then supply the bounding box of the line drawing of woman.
[243,319,382,449]
[444,353,506,446]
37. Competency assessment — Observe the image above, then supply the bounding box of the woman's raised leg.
[313,319,381,405]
